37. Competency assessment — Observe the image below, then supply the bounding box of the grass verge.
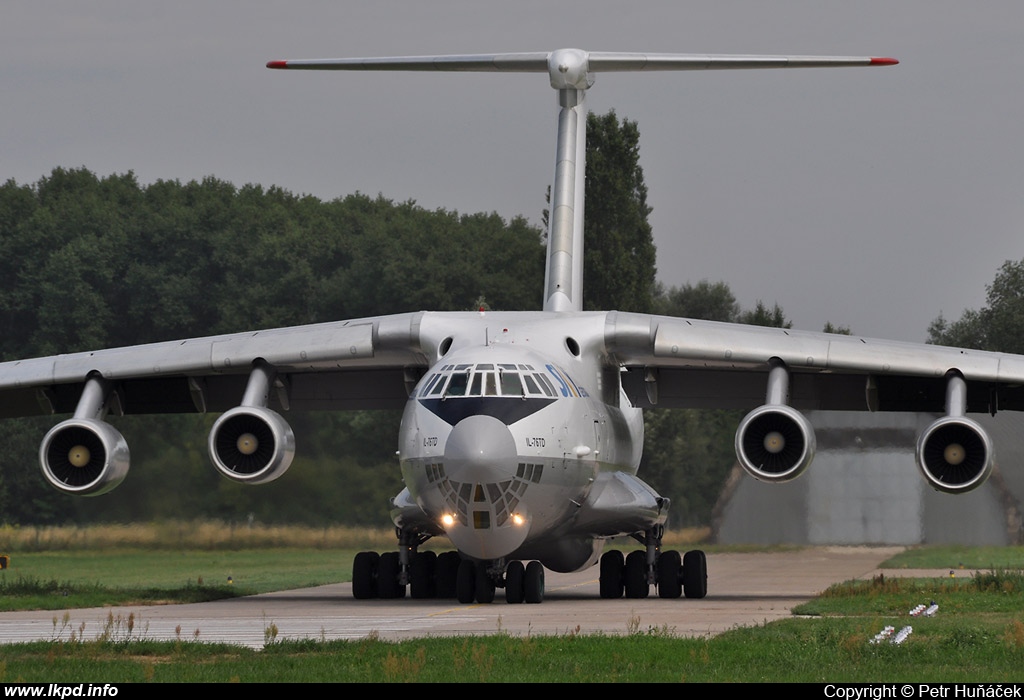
[0,612,1022,682]
[0,528,1022,682]
[0,548,363,610]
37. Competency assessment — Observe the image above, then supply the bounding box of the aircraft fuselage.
[395,311,644,572]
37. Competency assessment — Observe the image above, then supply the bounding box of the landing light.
[512,513,525,526]
[441,513,456,528]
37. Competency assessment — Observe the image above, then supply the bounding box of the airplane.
[3,48,1022,606]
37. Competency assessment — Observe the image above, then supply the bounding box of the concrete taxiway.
[0,546,934,648]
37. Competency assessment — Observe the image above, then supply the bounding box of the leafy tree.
[738,300,791,329]
[582,111,657,312]
[653,280,739,321]
[0,169,544,526]
[641,283,793,527]
[823,321,852,335]
[928,259,1024,353]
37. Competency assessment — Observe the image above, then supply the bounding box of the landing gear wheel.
[475,562,496,604]
[524,561,545,603]
[435,551,461,598]
[599,549,624,599]
[456,558,476,604]
[683,549,708,599]
[624,550,649,598]
[352,551,379,599]
[377,551,405,599]
[505,560,525,604]
[410,550,437,599]
[657,550,682,599]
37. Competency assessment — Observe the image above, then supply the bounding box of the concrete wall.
[713,411,1023,546]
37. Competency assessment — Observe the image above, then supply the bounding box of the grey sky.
[4,2,1022,343]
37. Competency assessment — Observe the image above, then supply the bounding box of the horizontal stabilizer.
[266,51,897,75]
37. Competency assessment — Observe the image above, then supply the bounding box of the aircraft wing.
[605,311,1024,414]
[0,312,429,419]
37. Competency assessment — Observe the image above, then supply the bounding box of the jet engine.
[40,418,129,496]
[209,405,295,484]
[735,404,816,483]
[915,415,993,494]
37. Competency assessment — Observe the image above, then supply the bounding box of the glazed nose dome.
[444,414,518,482]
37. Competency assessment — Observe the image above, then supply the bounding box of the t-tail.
[268,50,896,312]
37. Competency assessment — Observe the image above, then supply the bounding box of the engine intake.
[209,406,295,484]
[735,404,816,483]
[916,416,993,494]
[39,419,129,496]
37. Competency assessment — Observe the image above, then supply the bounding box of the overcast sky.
[4,2,1023,343]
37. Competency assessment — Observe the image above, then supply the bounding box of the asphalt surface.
[0,546,950,648]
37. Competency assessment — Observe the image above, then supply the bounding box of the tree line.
[1,111,1016,529]
[0,167,545,526]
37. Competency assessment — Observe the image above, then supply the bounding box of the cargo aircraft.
[4,49,1022,605]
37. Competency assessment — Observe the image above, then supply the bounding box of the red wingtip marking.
[266,60,288,69]
[870,57,899,66]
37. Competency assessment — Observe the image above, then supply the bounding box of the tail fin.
[269,49,896,312]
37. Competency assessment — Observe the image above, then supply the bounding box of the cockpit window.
[523,374,540,395]
[419,361,585,400]
[445,372,470,396]
[536,373,557,397]
[428,374,446,396]
[470,371,497,396]
[420,373,441,397]
[499,371,524,396]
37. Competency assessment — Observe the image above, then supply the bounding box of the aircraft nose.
[444,415,518,482]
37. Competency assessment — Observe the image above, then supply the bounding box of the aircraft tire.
[624,550,649,598]
[475,562,496,604]
[683,549,708,599]
[456,559,476,604]
[435,551,461,598]
[410,551,437,599]
[599,549,624,599]
[657,550,683,599]
[505,560,525,604]
[352,551,379,600]
[377,551,405,599]
[524,561,545,604]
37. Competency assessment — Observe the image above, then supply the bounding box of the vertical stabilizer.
[268,50,896,312]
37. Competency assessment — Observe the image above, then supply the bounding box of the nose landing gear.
[456,558,545,604]
[351,527,547,604]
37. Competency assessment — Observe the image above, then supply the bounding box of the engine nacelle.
[735,404,816,483]
[39,418,130,496]
[915,416,993,494]
[209,406,295,484]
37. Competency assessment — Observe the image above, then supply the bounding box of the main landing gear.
[351,529,545,604]
[598,526,708,600]
[352,550,545,604]
[351,527,706,603]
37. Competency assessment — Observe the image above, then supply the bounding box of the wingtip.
[266,60,288,69]
[871,57,899,66]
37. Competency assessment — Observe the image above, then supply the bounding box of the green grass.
[1,615,1022,682]
[0,548,361,610]
[796,569,1024,616]
[0,535,1022,682]
[880,545,1024,570]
